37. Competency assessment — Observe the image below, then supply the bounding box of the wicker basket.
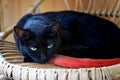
[0,0,120,80]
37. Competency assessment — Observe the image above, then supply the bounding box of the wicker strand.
[79,68,82,80]
[102,0,109,17]
[116,12,120,25]
[82,68,89,80]
[99,0,105,16]
[2,63,8,78]
[86,0,92,13]
[74,0,78,11]
[68,69,79,80]
[46,69,57,80]
[0,74,8,80]
[112,0,120,21]
[12,65,21,80]
[38,69,46,80]
[6,64,13,79]
[91,68,96,80]
[25,0,43,14]
[64,0,70,10]
[101,67,112,80]
[79,0,83,12]
[21,67,29,80]
[28,68,37,80]
[90,0,96,14]
[34,8,40,14]
[109,0,117,20]
[96,68,102,80]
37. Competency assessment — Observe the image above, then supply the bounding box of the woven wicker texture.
[0,40,120,80]
[0,0,120,80]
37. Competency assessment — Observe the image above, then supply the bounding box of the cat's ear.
[47,21,60,32]
[14,26,30,41]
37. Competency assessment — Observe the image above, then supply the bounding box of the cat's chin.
[32,58,49,64]
[34,60,48,64]
[37,61,47,64]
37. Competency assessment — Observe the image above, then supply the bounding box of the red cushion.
[50,54,120,68]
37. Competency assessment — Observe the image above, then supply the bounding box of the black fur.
[14,11,120,63]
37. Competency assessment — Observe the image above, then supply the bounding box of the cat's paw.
[24,57,33,62]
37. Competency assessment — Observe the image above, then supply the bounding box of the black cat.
[14,11,120,63]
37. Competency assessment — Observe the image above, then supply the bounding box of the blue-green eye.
[30,47,37,51]
[47,44,53,49]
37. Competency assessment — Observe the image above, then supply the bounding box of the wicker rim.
[0,54,120,80]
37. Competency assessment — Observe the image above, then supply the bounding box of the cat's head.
[14,14,61,63]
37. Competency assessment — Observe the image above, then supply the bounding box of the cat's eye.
[47,44,53,49]
[30,47,37,51]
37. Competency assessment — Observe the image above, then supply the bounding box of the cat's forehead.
[23,15,51,33]
[24,16,50,27]
[26,15,51,25]
[24,20,47,31]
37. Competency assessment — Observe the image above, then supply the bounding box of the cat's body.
[14,11,120,63]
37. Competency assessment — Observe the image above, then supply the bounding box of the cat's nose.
[40,54,46,59]
[40,56,47,63]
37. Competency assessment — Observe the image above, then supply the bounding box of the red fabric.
[50,54,120,68]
